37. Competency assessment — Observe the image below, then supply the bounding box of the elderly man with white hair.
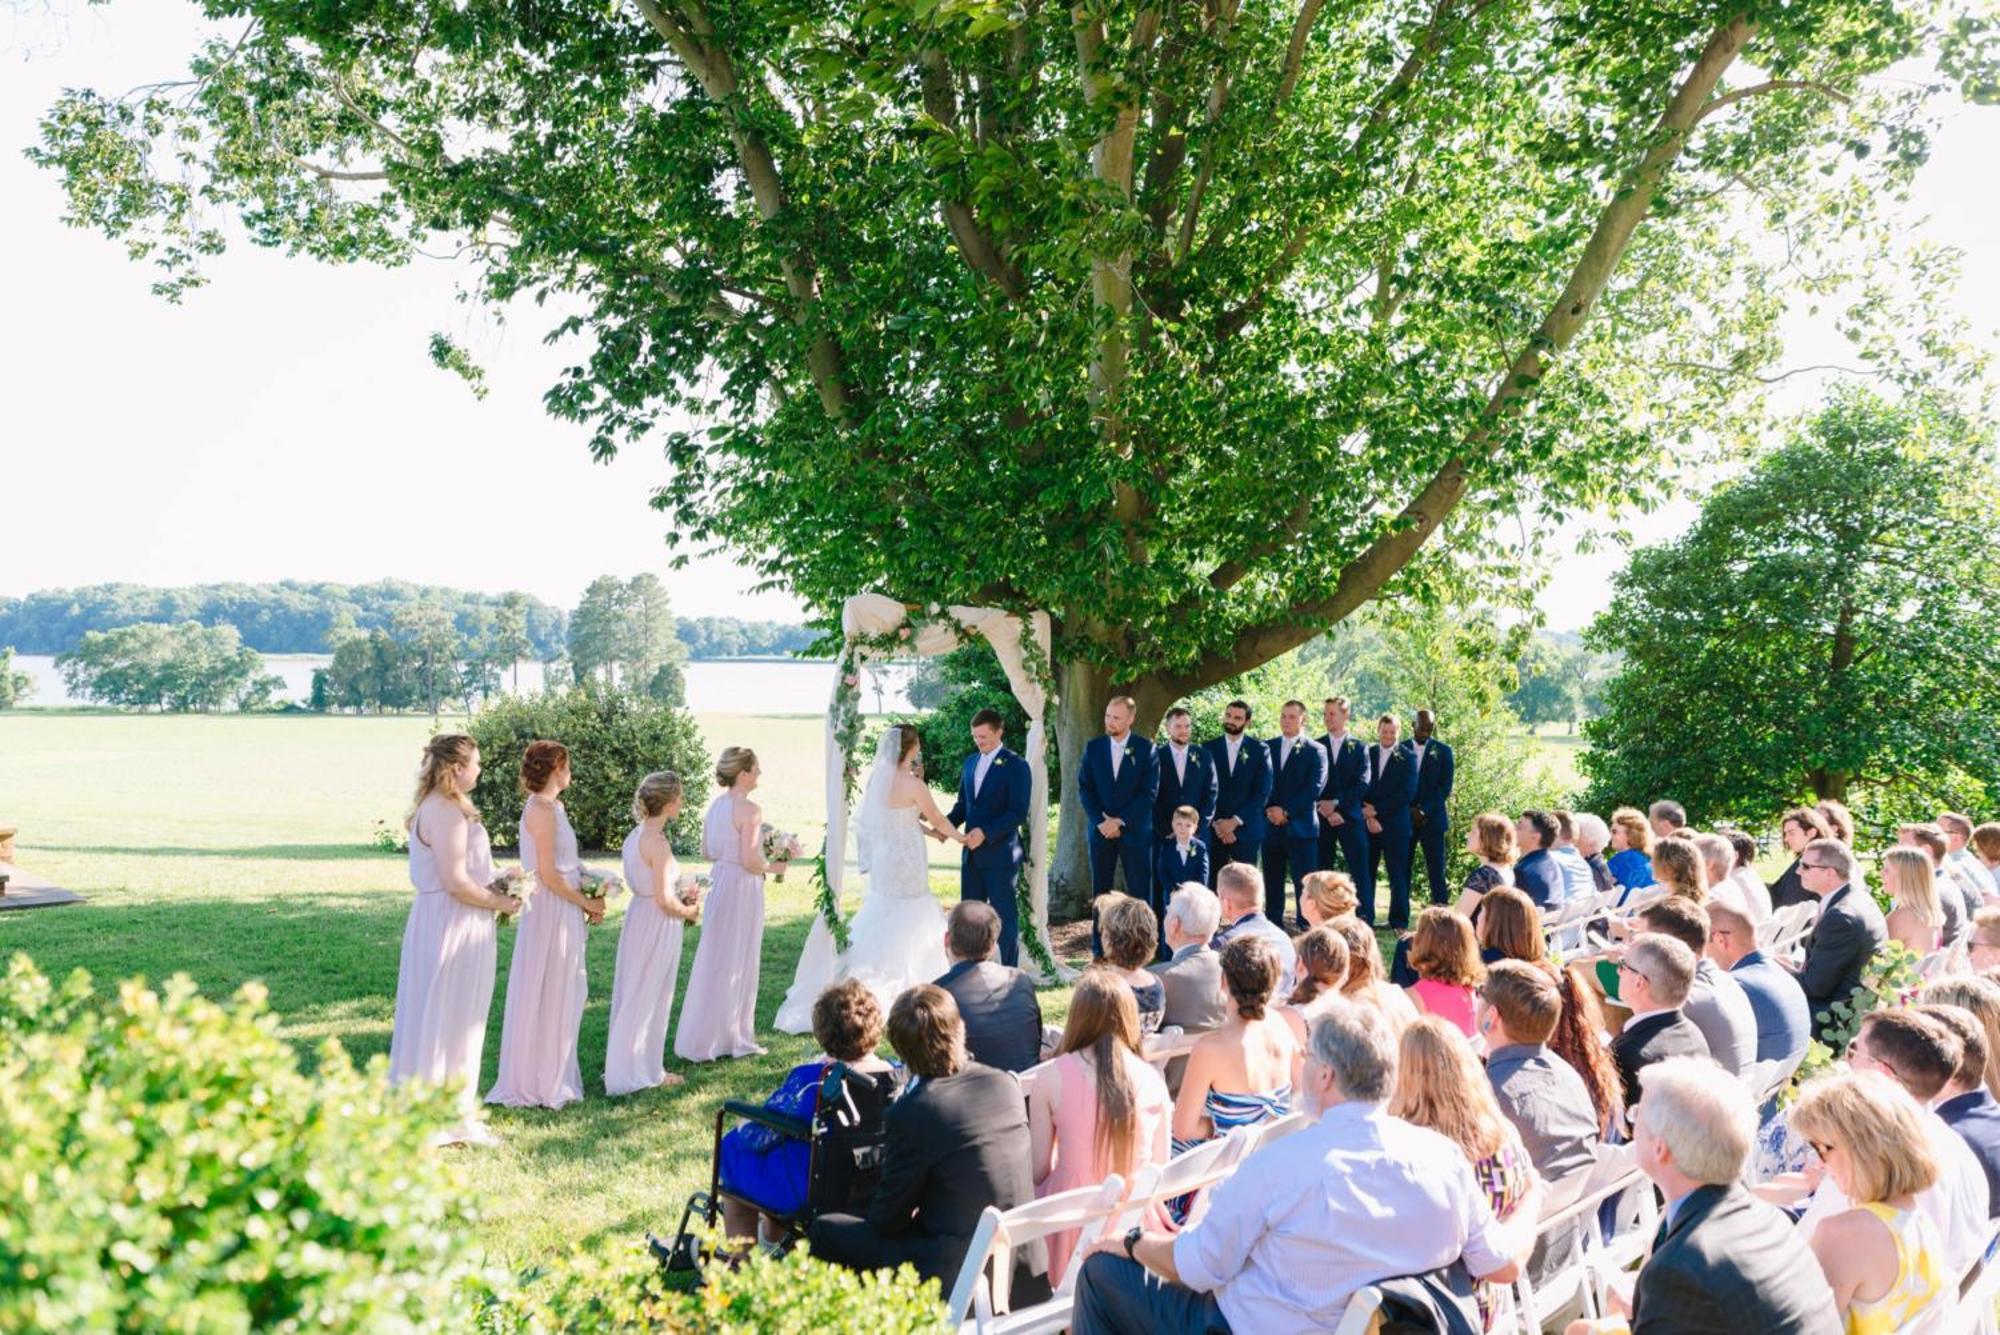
[1695,831,1770,926]
[1074,1001,1529,1335]
[1572,812,1618,895]
[1565,1059,1839,1335]
[1150,882,1228,1091]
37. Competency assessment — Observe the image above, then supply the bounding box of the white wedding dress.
[774,740,950,1033]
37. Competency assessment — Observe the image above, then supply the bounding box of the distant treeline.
[0,582,818,661]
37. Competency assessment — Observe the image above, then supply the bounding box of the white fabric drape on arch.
[772,594,1061,1033]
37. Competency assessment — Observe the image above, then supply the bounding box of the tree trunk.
[1809,770,1851,802]
[1052,658,1115,919]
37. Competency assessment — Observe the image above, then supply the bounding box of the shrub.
[0,954,478,1333]
[469,686,709,853]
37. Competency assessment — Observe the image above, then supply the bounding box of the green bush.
[469,686,709,853]
[479,1238,947,1333]
[0,954,479,1333]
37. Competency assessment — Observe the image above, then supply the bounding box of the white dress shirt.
[1170,743,1190,785]
[1279,733,1297,770]
[1949,848,1996,904]
[1107,733,1126,778]
[1412,740,1427,767]
[972,747,996,796]
[1800,1109,1991,1275]
[1224,734,1243,771]
[1173,1101,1518,1332]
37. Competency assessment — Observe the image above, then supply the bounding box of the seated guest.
[1793,1010,1990,1276]
[1479,963,1601,1284]
[717,979,902,1243]
[1922,974,2000,1098]
[1328,914,1419,1031]
[1722,830,1773,924]
[1173,936,1295,1154]
[1098,893,1167,1035]
[934,900,1043,1074]
[1211,862,1295,998]
[1817,798,1855,846]
[1696,832,1767,926]
[1610,934,1712,1109]
[1299,868,1359,927]
[1915,1004,2000,1215]
[1153,805,1209,945]
[1279,926,1351,1074]
[1704,900,1810,1068]
[1900,822,1970,948]
[1637,897,1757,1077]
[1972,823,2000,903]
[1029,968,1173,1288]
[1574,812,1618,895]
[1942,812,1999,902]
[1789,1071,1947,1333]
[1150,882,1228,1065]
[1512,809,1565,910]
[1477,887,1549,969]
[1769,806,1833,910]
[1564,1058,1840,1335]
[1970,907,2000,975]
[1648,799,1688,841]
[1549,965,1627,1138]
[1392,1016,1540,1328]
[808,985,1038,1288]
[1404,905,1485,1039]
[1549,811,1598,903]
[1455,811,1516,921]
[1074,1002,1527,1335]
[1791,839,1888,1043]
[1606,807,1657,896]
[1649,834,1708,904]
[1881,845,1945,957]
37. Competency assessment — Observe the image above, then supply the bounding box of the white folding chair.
[1015,1059,1052,1104]
[1936,1219,2000,1335]
[1141,1027,1200,1072]
[1102,1128,1254,1238]
[947,1174,1126,1334]
[1508,1144,1647,1331]
[1331,1285,1386,1334]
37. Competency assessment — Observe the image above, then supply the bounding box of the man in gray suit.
[1149,882,1228,1092]
[932,900,1043,1074]
[1563,1058,1839,1335]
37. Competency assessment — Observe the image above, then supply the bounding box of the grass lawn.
[0,709,1590,1266]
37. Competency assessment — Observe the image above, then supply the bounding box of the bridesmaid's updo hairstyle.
[631,770,684,823]
[408,732,480,828]
[716,746,758,787]
[1219,934,1281,1020]
[520,739,570,796]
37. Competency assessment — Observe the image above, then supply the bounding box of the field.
[0,709,1588,1265]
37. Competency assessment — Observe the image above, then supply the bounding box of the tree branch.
[1208,496,1313,591]
[1696,77,1851,124]
[920,49,1026,299]
[1277,0,1328,104]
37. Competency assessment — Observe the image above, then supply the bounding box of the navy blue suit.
[1153,838,1210,951]
[1203,734,1272,881]
[1408,738,1456,907]
[1261,734,1328,926]
[947,746,1031,967]
[1314,732,1373,913]
[1512,847,1565,911]
[1362,740,1420,928]
[1078,732,1159,954]
[1152,742,1217,845]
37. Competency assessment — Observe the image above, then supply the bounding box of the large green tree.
[29,0,1993,901]
[1581,388,2000,830]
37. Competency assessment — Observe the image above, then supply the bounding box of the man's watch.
[1121,1225,1143,1261]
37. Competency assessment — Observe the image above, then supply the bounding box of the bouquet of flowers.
[489,868,533,902]
[577,867,625,901]
[760,824,804,881]
[675,872,709,913]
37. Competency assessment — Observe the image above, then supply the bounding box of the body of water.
[11,654,914,715]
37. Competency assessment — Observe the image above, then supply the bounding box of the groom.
[946,708,1032,967]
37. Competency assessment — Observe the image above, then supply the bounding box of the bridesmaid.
[389,733,522,1145]
[674,747,785,1062]
[487,740,602,1109]
[604,770,701,1095]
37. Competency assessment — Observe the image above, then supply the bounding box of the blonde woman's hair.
[1790,1070,1940,1204]
[1650,835,1708,902]
[716,746,758,787]
[1882,846,1943,931]
[1922,974,2000,1101]
[1302,869,1358,921]
[1390,1015,1509,1160]
[408,733,480,830]
[1610,807,1655,857]
[632,770,685,823]
[1330,914,1385,993]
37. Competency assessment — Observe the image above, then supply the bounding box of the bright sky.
[3,5,1996,629]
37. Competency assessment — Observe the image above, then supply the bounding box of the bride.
[774,724,962,1028]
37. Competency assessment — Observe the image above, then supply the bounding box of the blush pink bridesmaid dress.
[603,825,688,1094]
[673,792,767,1062]
[486,797,589,1108]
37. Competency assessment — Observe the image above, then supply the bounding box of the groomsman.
[1361,712,1420,929]
[1261,699,1329,928]
[1314,695,1372,912]
[1153,706,1217,845]
[1078,695,1158,955]
[1203,699,1272,882]
[946,708,1031,967]
[1408,708,1456,907]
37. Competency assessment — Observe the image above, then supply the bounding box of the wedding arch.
[774,594,1069,1032]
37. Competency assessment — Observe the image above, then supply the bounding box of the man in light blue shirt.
[1071,1002,1526,1334]
[1549,811,1597,903]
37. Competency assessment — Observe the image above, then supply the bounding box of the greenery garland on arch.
[817,604,1060,980]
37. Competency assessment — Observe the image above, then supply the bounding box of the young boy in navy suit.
[1153,805,1210,958]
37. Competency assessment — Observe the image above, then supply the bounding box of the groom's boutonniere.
[993,756,1006,767]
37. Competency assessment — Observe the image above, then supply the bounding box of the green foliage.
[0,954,479,1333]
[468,687,709,853]
[0,580,566,658]
[1508,633,1616,733]
[677,618,818,661]
[55,620,282,712]
[568,576,690,700]
[1789,941,1924,1086]
[0,648,32,710]
[905,642,1038,789]
[1581,388,2000,832]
